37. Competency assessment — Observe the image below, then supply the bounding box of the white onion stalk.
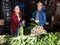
[35,20,39,23]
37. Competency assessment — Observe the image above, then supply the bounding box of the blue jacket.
[32,9,46,26]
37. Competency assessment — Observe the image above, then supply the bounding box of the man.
[32,1,46,26]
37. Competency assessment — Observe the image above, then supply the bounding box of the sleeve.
[11,15,18,25]
[42,12,46,23]
[40,12,46,26]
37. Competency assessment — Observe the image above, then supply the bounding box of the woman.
[10,6,23,36]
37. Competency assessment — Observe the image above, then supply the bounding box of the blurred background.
[0,0,60,34]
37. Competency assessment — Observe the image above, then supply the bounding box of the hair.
[12,5,22,17]
[35,0,45,5]
[36,1,43,6]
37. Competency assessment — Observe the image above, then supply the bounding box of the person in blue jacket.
[32,1,46,27]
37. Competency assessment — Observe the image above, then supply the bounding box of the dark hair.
[12,5,22,17]
[35,0,44,5]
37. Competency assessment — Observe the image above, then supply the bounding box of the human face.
[37,3,43,11]
[14,6,20,13]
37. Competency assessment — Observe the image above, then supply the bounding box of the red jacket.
[10,13,22,34]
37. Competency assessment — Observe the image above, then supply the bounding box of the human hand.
[22,20,25,26]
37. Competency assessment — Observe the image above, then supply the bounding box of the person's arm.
[40,12,46,26]
[20,20,25,26]
[11,15,18,25]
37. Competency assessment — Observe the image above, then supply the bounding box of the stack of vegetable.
[9,36,37,45]
[0,32,60,45]
[0,20,60,45]
[5,32,60,45]
[0,35,6,44]
[36,32,60,45]
[31,26,46,36]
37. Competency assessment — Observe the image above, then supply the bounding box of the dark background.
[0,0,60,34]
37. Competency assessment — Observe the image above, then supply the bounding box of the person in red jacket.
[10,5,23,36]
